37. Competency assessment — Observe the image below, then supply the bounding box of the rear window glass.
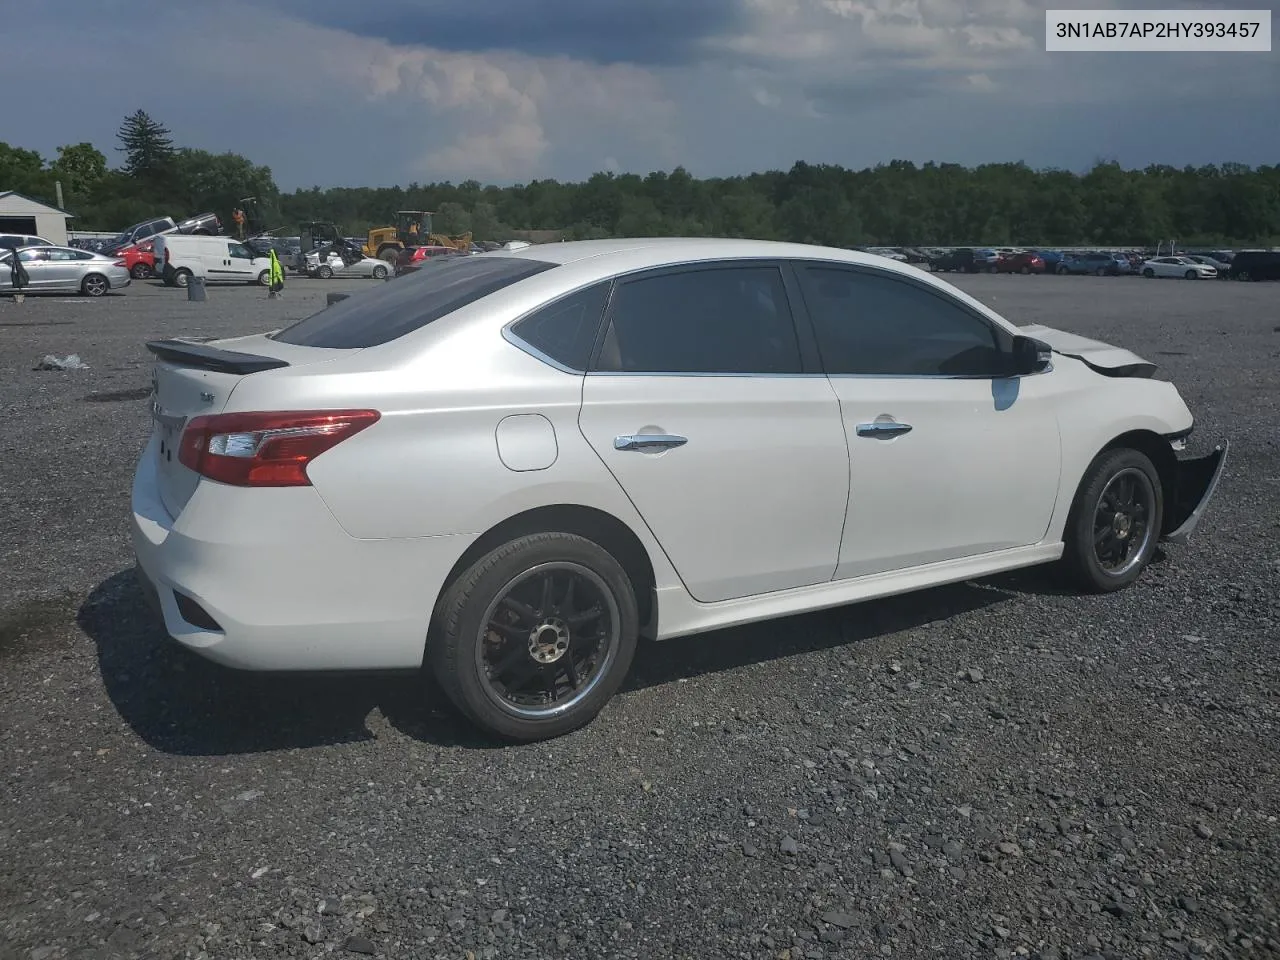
[270,255,558,349]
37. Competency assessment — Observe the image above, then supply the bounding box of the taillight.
[178,410,380,487]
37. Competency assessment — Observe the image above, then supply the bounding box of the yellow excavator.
[364,211,473,263]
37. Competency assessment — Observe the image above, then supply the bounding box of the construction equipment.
[364,211,432,263]
[428,230,474,252]
[364,210,475,262]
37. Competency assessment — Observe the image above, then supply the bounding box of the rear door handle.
[614,434,688,451]
[856,421,912,439]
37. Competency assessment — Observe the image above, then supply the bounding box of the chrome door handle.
[614,434,688,451]
[856,421,912,439]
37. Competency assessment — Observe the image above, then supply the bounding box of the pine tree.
[116,109,174,179]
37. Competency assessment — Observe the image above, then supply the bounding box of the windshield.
[270,254,558,349]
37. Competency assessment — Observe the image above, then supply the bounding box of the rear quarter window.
[270,255,558,348]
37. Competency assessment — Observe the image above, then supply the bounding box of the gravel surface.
[1,272,1277,960]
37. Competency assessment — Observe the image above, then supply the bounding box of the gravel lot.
[1,272,1277,960]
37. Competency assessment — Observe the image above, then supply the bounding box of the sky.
[3,0,1277,190]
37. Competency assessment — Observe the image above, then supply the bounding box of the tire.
[1095,267,1107,277]
[317,265,333,279]
[130,263,151,280]
[428,532,640,742]
[372,263,388,280]
[1142,268,1155,278]
[379,247,400,265]
[929,262,938,272]
[1062,448,1163,593]
[1020,265,1030,275]
[1184,270,1197,280]
[173,268,191,289]
[81,273,109,297]
[1057,265,1069,275]
[257,269,270,286]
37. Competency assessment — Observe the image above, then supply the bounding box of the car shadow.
[81,564,1046,756]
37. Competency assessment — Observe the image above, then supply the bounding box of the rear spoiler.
[145,339,289,374]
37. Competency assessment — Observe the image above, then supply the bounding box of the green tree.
[52,142,107,203]
[116,110,175,180]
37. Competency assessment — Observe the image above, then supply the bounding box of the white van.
[153,234,272,288]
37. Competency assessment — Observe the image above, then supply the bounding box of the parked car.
[1058,252,1129,276]
[304,250,391,280]
[1229,251,1280,281]
[993,252,1046,274]
[0,232,53,250]
[153,234,273,288]
[973,249,1002,269]
[928,248,980,273]
[1140,256,1218,280]
[1183,255,1231,278]
[118,238,157,279]
[0,245,130,296]
[1027,249,1066,271]
[132,238,1227,742]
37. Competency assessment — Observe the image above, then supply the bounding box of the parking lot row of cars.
[867,244,1280,281]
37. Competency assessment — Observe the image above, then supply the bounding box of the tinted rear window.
[270,255,558,348]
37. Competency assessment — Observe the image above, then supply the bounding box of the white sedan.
[304,250,391,280]
[132,238,1227,741]
[1140,256,1217,279]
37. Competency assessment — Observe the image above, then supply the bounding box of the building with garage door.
[0,191,72,245]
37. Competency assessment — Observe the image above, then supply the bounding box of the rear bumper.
[1161,440,1229,545]
[129,437,476,671]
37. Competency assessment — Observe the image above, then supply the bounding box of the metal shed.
[0,190,73,245]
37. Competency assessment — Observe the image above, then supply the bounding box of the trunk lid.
[1018,324,1157,378]
[146,334,356,517]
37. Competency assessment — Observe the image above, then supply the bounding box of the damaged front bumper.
[1161,440,1229,545]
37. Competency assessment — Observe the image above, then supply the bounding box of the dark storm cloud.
[263,0,746,64]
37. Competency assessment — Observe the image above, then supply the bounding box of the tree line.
[2,110,1277,247]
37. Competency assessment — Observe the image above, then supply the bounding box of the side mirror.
[1009,335,1053,376]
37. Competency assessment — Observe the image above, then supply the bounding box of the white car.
[1140,256,1217,280]
[131,238,1227,741]
[304,250,391,280]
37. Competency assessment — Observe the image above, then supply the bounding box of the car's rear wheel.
[130,263,150,280]
[428,532,640,742]
[317,264,333,279]
[1062,448,1163,593]
[81,274,109,297]
[372,263,388,279]
[256,269,270,286]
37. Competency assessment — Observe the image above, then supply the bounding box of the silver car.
[304,250,391,280]
[0,246,131,297]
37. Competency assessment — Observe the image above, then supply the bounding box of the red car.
[394,244,467,276]
[993,251,1045,274]
[118,238,157,279]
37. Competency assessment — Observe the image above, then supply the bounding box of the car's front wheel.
[428,532,640,742]
[1062,448,1163,593]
